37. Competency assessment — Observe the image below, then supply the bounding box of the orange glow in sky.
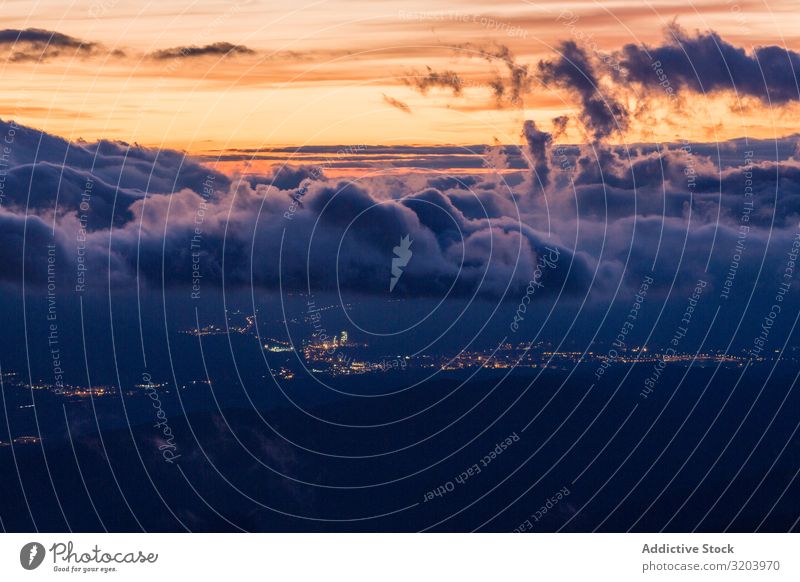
[2,0,799,151]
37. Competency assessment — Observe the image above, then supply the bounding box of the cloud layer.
[2,116,800,314]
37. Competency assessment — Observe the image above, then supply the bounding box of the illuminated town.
[0,311,786,437]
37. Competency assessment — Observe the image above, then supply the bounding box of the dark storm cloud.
[402,29,797,139]
[616,26,800,104]
[150,42,255,60]
[0,28,100,62]
[404,66,464,96]
[0,28,87,47]
[538,40,629,140]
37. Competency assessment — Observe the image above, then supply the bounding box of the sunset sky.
[3,0,800,154]
[4,1,800,537]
